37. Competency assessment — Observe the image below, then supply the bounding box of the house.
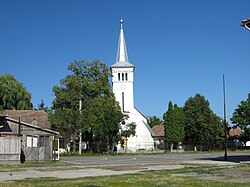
[229,128,242,138]
[152,125,165,150]
[0,110,59,162]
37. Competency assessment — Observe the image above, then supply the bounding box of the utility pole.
[223,75,227,161]
[79,99,82,155]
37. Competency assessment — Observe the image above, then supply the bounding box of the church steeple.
[111,19,134,68]
[116,19,129,63]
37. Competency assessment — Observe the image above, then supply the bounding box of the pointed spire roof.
[111,19,134,68]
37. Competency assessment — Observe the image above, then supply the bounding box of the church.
[111,20,155,152]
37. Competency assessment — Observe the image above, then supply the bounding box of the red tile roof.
[152,125,165,137]
[229,128,241,137]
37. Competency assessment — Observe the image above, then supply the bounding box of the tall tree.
[49,60,125,152]
[183,94,224,147]
[147,115,162,128]
[0,74,32,110]
[231,93,250,145]
[37,99,48,111]
[163,101,185,150]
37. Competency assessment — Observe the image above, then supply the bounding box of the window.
[33,137,38,147]
[118,73,120,81]
[125,73,128,81]
[122,73,124,81]
[27,136,32,147]
[27,136,38,148]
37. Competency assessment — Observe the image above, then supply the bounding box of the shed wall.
[0,135,21,160]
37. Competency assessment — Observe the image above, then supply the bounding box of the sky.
[0,0,249,123]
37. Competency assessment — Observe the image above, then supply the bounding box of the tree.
[231,93,250,145]
[163,101,185,151]
[120,122,136,152]
[0,74,32,110]
[37,99,48,111]
[81,95,124,152]
[147,115,162,128]
[183,94,224,150]
[49,60,125,153]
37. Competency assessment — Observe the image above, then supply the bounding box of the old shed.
[0,110,59,162]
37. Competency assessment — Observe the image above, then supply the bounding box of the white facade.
[111,20,154,152]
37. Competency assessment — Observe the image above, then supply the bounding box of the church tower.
[111,20,155,153]
[111,19,135,112]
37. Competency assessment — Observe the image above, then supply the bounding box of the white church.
[111,20,155,152]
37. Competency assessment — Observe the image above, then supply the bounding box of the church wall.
[122,108,154,152]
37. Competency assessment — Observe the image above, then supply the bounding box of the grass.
[0,161,76,172]
[0,166,250,187]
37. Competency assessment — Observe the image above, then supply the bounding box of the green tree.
[120,122,136,152]
[183,94,224,150]
[231,93,250,145]
[37,99,48,111]
[163,101,185,151]
[147,115,162,128]
[0,74,32,110]
[49,60,125,153]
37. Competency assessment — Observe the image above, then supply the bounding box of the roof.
[111,20,134,69]
[111,61,135,68]
[6,117,59,135]
[229,128,241,137]
[152,125,165,137]
[2,110,51,129]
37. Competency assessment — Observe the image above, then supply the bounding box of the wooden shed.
[0,110,59,162]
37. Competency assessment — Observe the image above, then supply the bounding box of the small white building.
[111,20,155,152]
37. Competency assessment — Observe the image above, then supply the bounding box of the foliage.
[120,122,136,138]
[231,93,250,145]
[0,74,32,110]
[147,115,162,127]
[120,122,136,150]
[37,99,48,111]
[183,94,224,143]
[163,101,185,148]
[49,60,125,152]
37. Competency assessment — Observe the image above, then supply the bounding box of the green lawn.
[0,161,76,172]
[1,166,250,187]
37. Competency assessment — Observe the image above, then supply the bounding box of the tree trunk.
[108,135,113,151]
[72,137,76,153]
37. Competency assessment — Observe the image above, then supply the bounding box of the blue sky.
[0,0,249,122]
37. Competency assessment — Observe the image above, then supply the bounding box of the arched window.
[125,73,128,81]
[118,73,120,81]
[122,73,124,81]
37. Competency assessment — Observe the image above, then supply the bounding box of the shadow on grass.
[200,154,250,163]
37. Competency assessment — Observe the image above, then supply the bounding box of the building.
[152,124,165,150]
[110,20,155,152]
[0,110,59,162]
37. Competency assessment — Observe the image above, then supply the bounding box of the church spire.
[111,19,134,68]
[116,19,129,63]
